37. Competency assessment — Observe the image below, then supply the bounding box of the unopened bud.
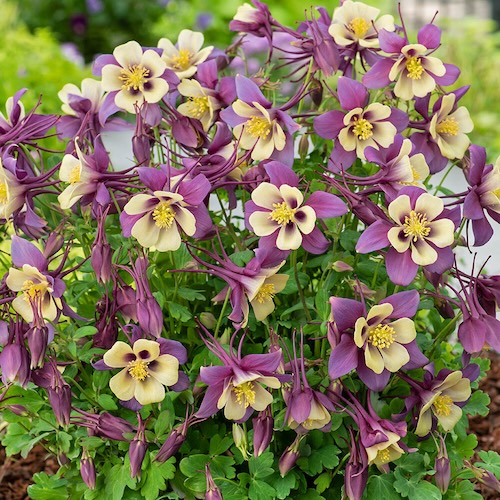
[332,260,353,273]
[199,312,217,330]
[232,424,249,459]
[130,438,148,479]
[279,435,303,477]
[435,456,451,493]
[205,463,223,500]
[155,424,187,463]
[27,326,49,369]
[80,453,96,490]
[252,409,274,457]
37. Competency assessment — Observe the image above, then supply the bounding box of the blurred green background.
[0,0,498,159]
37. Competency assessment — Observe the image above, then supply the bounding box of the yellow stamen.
[187,96,210,119]
[152,202,176,229]
[270,201,296,225]
[433,395,453,417]
[377,448,391,464]
[255,283,276,304]
[171,49,192,71]
[368,324,396,349]
[352,118,373,140]
[22,279,48,300]
[119,64,150,92]
[68,165,81,184]
[0,181,8,204]
[127,359,149,381]
[492,188,500,198]
[246,116,272,139]
[348,17,371,38]
[233,381,256,408]
[405,56,424,80]
[403,210,431,241]
[436,117,459,136]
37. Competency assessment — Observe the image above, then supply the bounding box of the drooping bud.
[199,312,217,330]
[326,379,342,405]
[27,325,49,369]
[91,239,112,284]
[232,423,249,459]
[0,342,30,387]
[331,260,353,273]
[155,422,188,463]
[252,408,274,457]
[345,430,368,500]
[80,451,96,490]
[279,435,304,477]
[205,463,223,500]
[435,436,450,493]
[115,285,137,322]
[465,460,500,493]
[130,415,148,479]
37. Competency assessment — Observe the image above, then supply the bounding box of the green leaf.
[314,472,332,494]
[74,326,98,339]
[105,463,137,500]
[176,287,205,301]
[140,458,175,500]
[167,301,192,322]
[315,288,330,320]
[209,434,233,456]
[249,479,277,500]
[299,444,340,475]
[229,250,254,266]
[281,269,309,295]
[476,450,500,477]
[454,434,477,460]
[366,474,401,500]
[339,229,359,252]
[249,452,274,479]
[27,472,68,500]
[463,390,490,417]
[97,394,118,411]
[443,480,482,500]
[407,481,442,500]
[270,471,297,499]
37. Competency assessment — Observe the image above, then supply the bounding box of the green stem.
[291,250,312,322]
[214,288,231,338]
[428,313,462,358]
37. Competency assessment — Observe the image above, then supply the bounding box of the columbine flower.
[101,40,169,113]
[314,77,407,169]
[195,329,284,421]
[120,170,211,252]
[0,158,25,219]
[220,75,300,164]
[415,371,471,436]
[356,187,456,285]
[177,79,221,131]
[245,161,347,253]
[103,339,179,405]
[158,29,213,79]
[363,24,459,100]
[429,93,473,161]
[58,78,105,117]
[328,0,395,50]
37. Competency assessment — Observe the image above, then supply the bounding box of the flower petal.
[109,368,136,401]
[148,354,179,387]
[104,341,135,368]
[134,376,166,405]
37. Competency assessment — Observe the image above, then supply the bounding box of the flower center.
[171,49,192,71]
[246,116,272,139]
[270,201,296,225]
[436,117,459,136]
[22,279,48,301]
[152,202,176,229]
[368,324,396,349]
[127,359,149,381]
[352,117,373,141]
[119,64,150,92]
[403,210,431,241]
[348,17,371,38]
[188,96,210,119]
[405,56,424,80]
[0,181,8,204]
[233,381,256,408]
[377,448,391,464]
[255,283,276,304]
[69,164,82,184]
[433,395,453,417]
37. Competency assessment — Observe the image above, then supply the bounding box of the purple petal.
[463,191,484,220]
[264,161,298,188]
[219,106,246,128]
[357,360,390,392]
[11,235,48,271]
[337,77,368,110]
[386,247,419,286]
[305,191,347,218]
[389,108,409,133]
[177,174,211,205]
[468,144,487,186]
[137,167,168,191]
[425,246,454,274]
[484,315,500,351]
[472,217,493,247]
[235,75,270,107]
[381,290,420,319]
[269,134,294,166]
[356,220,391,253]
[240,350,282,373]
[291,391,312,424]
[99,92,121,126]
[379,29,406,53]
[158,338,188,364]
[434,64,460,87]
[219,76,237,105]
[328,335,358,379]
[92,54,117,76]
[301,227,330,254]
[362,58,394,89]
[417,24,441,49]
[199,365,232,385]
[329,297,364,332]
[403,340,429,369]
[191,205,214,239]
[313,110,345,140]
[458,317,486,354]
[170,371,190,392]
[195,384,224,418]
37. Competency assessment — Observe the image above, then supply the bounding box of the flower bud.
[130,438,148,479]
[205,463,223,500]
[155,424,187,463]
[435,456,451,493]
[48,383,72,427]
[199,312,217,329]
[80,453,96,490]
[279,435,303,477]
[115,286,137,322]
[27,325,49,369]
[0,343,30,387]
[331,260,353,273]
[232,423,249,459]
[97,412,135,441]
[252,409,274,457]
[91,240,112,284]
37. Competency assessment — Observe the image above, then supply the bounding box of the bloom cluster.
[0,2,499,498]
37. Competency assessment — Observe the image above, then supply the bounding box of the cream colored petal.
[394,74,414,100]
[148,354,179,386]
[174,206,196,236]
[372,122,397,148]
[224,391,246,420]
[101,64,125,92]
[124,194,156,215]
[133,339,160,360]
[388,226,411,253]
[276,223,302,250]
[411,71,437,98]
[365,102,391,121]
[58,185,84,209]
[251,182,282,209]
[380,342,409,372]
[415,408,433,437]
[178,29,204,52]
[233,100,261,118]
[294,206,316,234]
[59,154,81,182]
[257,376,281,389]
[388,59,405,82]
[251,136,274,161]
[251,295,275,321]
[364,344,385,374]
[114,89,144,114]
[338,127,357,151]
[436,403,462,432]
[279,184,303,209]
[354,317,368,347]
[109,368,136,401]
[427,219,455,247]
[154,223,182,252]
[388,194,411,224]
[157,37,177,57]
[442,378,471,402]
[192,46,213,65]
[390,318,416,344]
[134,376,166,405]
[438,134,470,160]
[6,268,32,291]
[411,239,438,266]
[272,123,286,152]
[452,107,474,133]
[267,274,288,294]
[140,50,167,77]
[143,78,170,104]
[12,296,34,323]
[251,384,273,411]
[41,296,58,322]
[104,341,135,368]
[414,193,444,222]
[114,40,143,68]
[131,214,161,248]
[367,303,393,323]
[177,79,203,97]
[249,211,278,236]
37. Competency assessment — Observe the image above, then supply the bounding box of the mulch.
[1,353,499,499]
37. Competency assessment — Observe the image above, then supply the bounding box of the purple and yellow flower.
[177,79,221,131]
[329,1,395,50]
[245,161,347,253]
[0,158,25,219]
[158,30,213,79]
[101,40,169,113]
[356,187,456,285]
[58,78,105,117]
[103,339,179,405]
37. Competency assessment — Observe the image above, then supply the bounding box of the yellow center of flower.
[233,381,256,408]
[403,210,431,241]
[246,116,272,139]
[171,49,192,71]
[436,117,459,136]
[152,202,176,229]
[492,188,500,198]
[68,165,81,184]
[127,359,149,381]
[405,56,424,80]
[368,324,396,349]
[188,96,210,119]
[119,64,150,91]
[433,395,453,417]
[348,17,371,38]
[0,181,8,204]
[270,201,296,225]
[352,118,373,141]
[22,279,48,303]
[377,448,391,464]
[255,283,276,304]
